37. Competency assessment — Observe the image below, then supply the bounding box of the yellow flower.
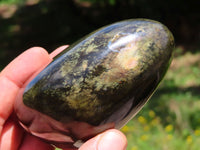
[194,129,200,136]
[140,134,149,141]
[165,124,173,132]
[121,125,130,133]
[166,134,173,141]
[138,116,147,124]
[131,146,138,150]
[149,110,155,118]
[186,135,192,144]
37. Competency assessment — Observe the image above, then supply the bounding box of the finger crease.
[4,75,23,89]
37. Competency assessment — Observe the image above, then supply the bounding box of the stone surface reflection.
[14,19,174,148]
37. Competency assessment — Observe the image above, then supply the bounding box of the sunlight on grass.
[0,0,25,5]
[0,0,40,18]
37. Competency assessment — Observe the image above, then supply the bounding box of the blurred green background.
[0,0,199,149]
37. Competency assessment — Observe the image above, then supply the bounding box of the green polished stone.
[15,19,174,148]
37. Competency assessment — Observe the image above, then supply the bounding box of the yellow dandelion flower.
[131,146,138,150]
[194,129,200,136]
[166,134,173,141]
[121,125,130,133]
[149,110,155,118]
[140,134,149,141]
[165,124,173,132]
[138,116,147,124]
[186,135,192,144]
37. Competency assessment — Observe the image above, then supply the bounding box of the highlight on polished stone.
[14,18,175,148]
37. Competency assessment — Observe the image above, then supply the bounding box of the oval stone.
[14,19,174,148]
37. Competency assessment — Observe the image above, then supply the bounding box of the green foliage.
[0,0,25,5]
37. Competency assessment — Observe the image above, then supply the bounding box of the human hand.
[0,46,127,150]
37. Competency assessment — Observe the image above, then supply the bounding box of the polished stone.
[14,19,174,148]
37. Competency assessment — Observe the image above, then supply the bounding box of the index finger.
[0,47,52,134]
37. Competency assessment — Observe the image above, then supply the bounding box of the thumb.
[79,129,127,150]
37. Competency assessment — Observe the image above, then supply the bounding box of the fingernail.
[97,131,127,150]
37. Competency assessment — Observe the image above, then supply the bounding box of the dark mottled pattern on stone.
[23,19,174,126]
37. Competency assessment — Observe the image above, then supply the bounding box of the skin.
[0,46,127,150]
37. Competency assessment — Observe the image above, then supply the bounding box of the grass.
[0,0,25,5]
[0,0,26,7]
